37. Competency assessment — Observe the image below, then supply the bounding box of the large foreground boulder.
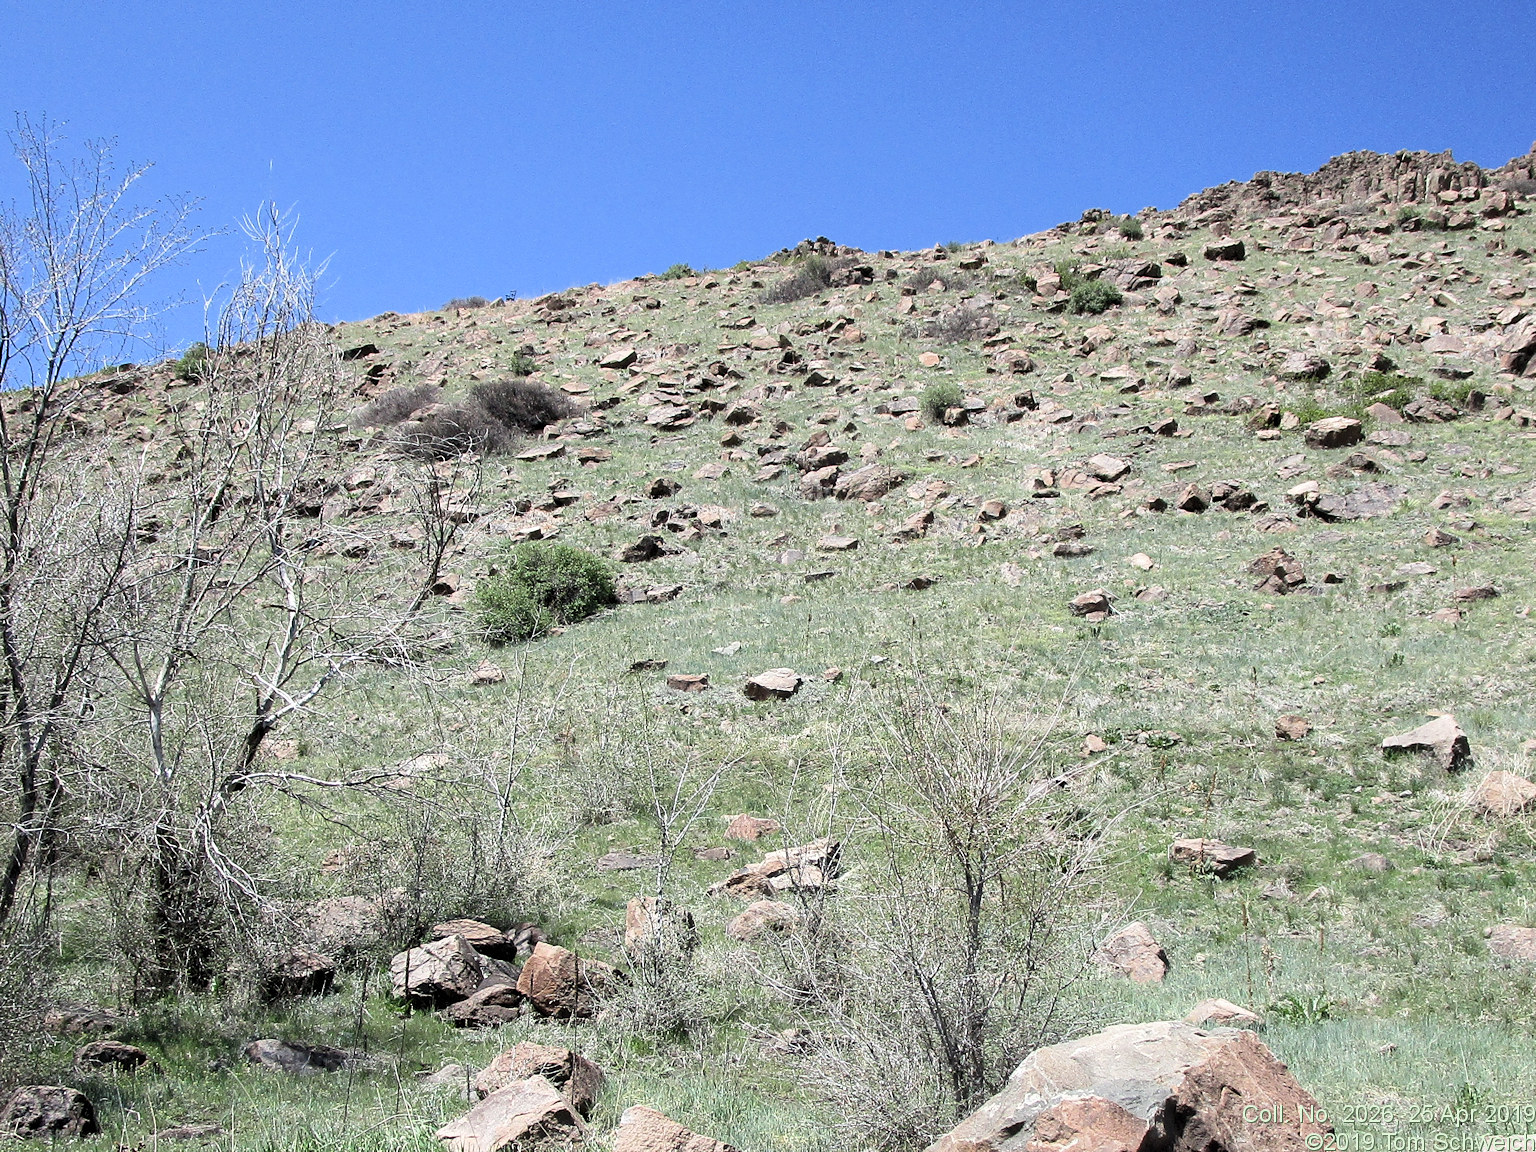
[436,1076,586,1152]
[613,1106,741,1152]
[1,1087,99,1140]
[392,934,485,1006]
[473,1043,604,1117]
[925,1020,1330,1152]
[1381,714,1470,772]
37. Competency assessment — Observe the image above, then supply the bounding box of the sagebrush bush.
[920,381,964,420]
[173,342,209,381]
[398,398,514,459]
[353,383,441,428]
[471,377,579,433]
[476,542,617,642]
[444,295,489,310]
[1068,279,1122,315]
[925,305,998,345]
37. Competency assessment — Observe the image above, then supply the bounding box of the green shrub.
[173,342,209,381]
[476,543,617,643]
[1068,279,1122,315]
[661,263,696,280]
[920,380,964,420]
[1117,216,1144,241]
[506,351,537,376]
[1355,370,1421,410]
[1429,378,1475,407]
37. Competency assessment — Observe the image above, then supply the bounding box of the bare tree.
[0,116,199,927]
[794,681,1111,1150]
[92,205,467,988]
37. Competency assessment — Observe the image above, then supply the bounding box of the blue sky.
[2,1,1533,352]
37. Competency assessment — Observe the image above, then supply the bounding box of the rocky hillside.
[14,141,1536,1152]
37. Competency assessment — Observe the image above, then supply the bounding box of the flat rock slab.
[244,1039,350,1074]
[473,1043,604,1117]
[1488,925,1536,963]
[1169,838,1257,877]
[1185,998,1263,1029]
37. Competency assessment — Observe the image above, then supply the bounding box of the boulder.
[1309,482,1406,521]
[516,943,618,1019]
[432,919,519,962]
[1304,417,1363,448]
[924,1020,1330,1152]
[613,1106,741,1152]
[436,1076,586,1152]
[1275,714,1311,741]
[727,900,802,941]
[42,1006,121,1036]
[1470,771,1536,818]
[1068,589,1115,622]
[1280,352,1331,381]
[834,464,907,502]
[1,1087,99,1140]
[1381,714,1470,772]
[261,946,337,999]
[1250,548,1305,595]
[298,892,405,957]
[1086,454,1131,482]
[743,669,803,701]
[441,984,524,1029]
[1204,238,1246,261]
[1094,922,1169,983]
[1348,852,1394,873]
[243,1038,349,1074]
[391,934,485,1006]
[473,1043,604,1117]
[1169,838,1257,877]
[1185,999,1263,1029]
[1175,484,1209,513]
[73,1040,149,1074]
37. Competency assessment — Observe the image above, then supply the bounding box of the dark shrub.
[1068,279,1122,315]
[926,305,999,345]
[760,254,843,304]
[470,377,579,433]
[444,295,489,310]
[661,263,696,280]
[354,383,442,428]
[920,380,964,420]
[398,398,515,460]
[505,352,537,376]
[173,342,209,381]
[904,266,976,294]
[476,542,618,642]
[1117,216,1143,240]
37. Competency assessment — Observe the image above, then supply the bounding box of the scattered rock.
[1280,352,1331,381]
[244,1039,350,1075]
[442,984,525,1029]
[261,946,337,999]
[834,464,907,502]
[726,900,801,941]
[1347,853,1394,874]
[1250,547,1306,594]
[74,1040,149,1074]
[470,660,506,686]
[1304,417,1363,449]
[1094,922,1169,983]
[1453,584,1499,602]
[1487,925,1536,963]
[613,1105,741,1152]
[1275,714,1311,741]
[712,838,840,899]
[1169,838,1257,877]
[472,1044,604,1117]
[1185,999,1263,1029]
[725,814,781,842]
[1204,238,1247,261]
[1068,588,1115,622]
[1381,714,1471,772]
[666,673,709,692]
[743,668,803,701]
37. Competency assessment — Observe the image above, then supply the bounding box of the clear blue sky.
[3,1,1533,351]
